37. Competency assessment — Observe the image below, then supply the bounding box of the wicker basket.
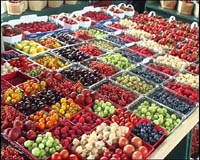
[177,1,194,15]
[160,0,177,10]
[194,1,199,18]
[29,0,47,11]
[6,1,28,15]
[65,0,78,5]
[48,0,63,8]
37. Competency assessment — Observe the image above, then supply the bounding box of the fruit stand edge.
[148,107,199,159]
[145,0,199,24]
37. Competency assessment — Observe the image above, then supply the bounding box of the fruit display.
[2,52,19,60]
[34,38,63,49]
[2,24,21,37]
[131,66,169,84]
[71,122,129,159]
[147,63,178,76]
[32,54,70,70]
[53,46,90,62]
[15,40,46,55]
[105,35,126,46]
[129,45,155,57]
[101,136,153,160]
[29,110,63,131]
[175,73,199,90]
[92,81,138,107]
[14,21,59,33]
[51,98,82,119]
[8,56,33,68]
[24,132,62,160]
[1,61,18,76]
[60,65,103,86]
[23,65,45,78]
[50,149,78,160]
[113,72,154,94]
[136,40,168,54]
[187,64,199,75]
[1,79,12,93]
[1,142,26,160]
[51,32,82,45]
[72,30,94,40]
[119,50,145,63]
[118,18,137,28]
[118,34,139,43]
[109,23,126,30]
[70,111,103,132]
[130,99,182,133]
[1,7,199,160]
[90,39,119,51]
[149,88,195,115]
[13,89,62,116]
[84,60,119,77]
[154,55,190,70]
[18,80,46,96]
[166,81,199,102]
[87,28,108,38]
[125,28,152,40]
[78,44,104,56]
[132,119,165,146]
[49,120,84,149]
[99,53,135,70]
[83,11,111,22]
[93,24,117,33]
[110,108,139,129]
[88,99,116,118]
[1,105,25,132]
[3,87,24,104]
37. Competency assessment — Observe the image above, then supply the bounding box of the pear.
[15,43,23,50]
[23,46,30,53]
[37,46,45,53]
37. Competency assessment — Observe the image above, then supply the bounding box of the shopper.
[126,0,146,13]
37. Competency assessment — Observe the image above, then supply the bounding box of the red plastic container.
[1,78,13,93]
[2,71,34,86]
[133,118,167,148]
[1,50,20,60]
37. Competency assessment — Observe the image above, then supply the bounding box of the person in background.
[89,0,112,7]
[125,0,146,13]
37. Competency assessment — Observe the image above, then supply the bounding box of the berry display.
[2,52,18,60]
[105,35,126,46]
[187,64,199,75]
[83,11,111,22]
[129,45,155,57]
[132,121,165,146]
[120,50,145,63]
[51,98,82,119]
[24,132,62,160]
[53,46,90,62]
[100,53,135,70]
[114,72,154,94]
[88,99,116,118]
[93,24,117,33]
[73,30,94,40]
[78,44,104,56]
[60,65,103,86]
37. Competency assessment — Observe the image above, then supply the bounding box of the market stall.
[1,1,199,160]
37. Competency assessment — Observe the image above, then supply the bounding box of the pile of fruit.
[15,40,46,55]
[32,54,70,71]
[1,8,199,160]
[34,38,62,49]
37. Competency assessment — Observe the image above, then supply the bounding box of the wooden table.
[148,107,199,159]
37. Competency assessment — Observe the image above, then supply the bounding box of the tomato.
[119,137,129,149]
[60,149,69,159]
[132,151,143,160]
[51,152,62,160]
[10,59,16,65]
[19,55,27,61]
[139,146,148,157]
[69,154,78,160]
[131,137,142,148]
[123,144,135,157]
[111,115,119,123]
